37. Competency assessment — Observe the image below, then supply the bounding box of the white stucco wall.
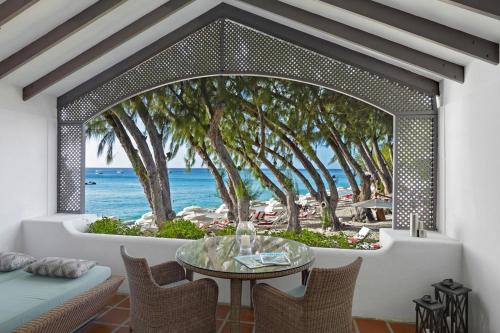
[441,61,500,333]
[0,81,57,252]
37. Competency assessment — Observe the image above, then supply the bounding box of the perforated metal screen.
[57,18,438,229]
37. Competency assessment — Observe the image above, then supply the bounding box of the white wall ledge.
[22,214,462,322]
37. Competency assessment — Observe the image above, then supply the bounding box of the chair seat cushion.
[0,265,111,332]
[287,285,306,298]
[160,279,190,288]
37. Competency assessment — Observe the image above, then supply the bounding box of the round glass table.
[176,236,315,333]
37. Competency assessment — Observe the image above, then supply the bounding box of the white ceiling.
[0,0,498,98]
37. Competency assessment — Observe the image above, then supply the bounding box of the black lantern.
[433,279,471,333]
[414,295,447,333]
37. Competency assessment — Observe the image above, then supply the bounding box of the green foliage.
[214,225,236,236]
[267,229,335,248]
[156,219,205,240]
[87,218,378,249]
[266,229,377,249]
[87,217,144,236]
[320,207,333,229]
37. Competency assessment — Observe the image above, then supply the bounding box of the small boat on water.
[116,170,123,174]
[95,170,103,175]
[85,181,97,185]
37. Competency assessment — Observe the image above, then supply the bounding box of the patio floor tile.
[106,294,128,307]
[97,308,129,325]
[88,294,415,333]
[217,304,231,319]
[77,323,117,333]
[116,297,130,309]
[390,322,416,333]
[356,318,390,333]
[239,307,255,322]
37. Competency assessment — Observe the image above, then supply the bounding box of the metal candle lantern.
[433,279,471,333]
[413,295,447,333]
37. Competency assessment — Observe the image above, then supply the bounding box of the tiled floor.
[76,294,416,333]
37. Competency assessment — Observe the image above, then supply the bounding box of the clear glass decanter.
[235,221,256,255]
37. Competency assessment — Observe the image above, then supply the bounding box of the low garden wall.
[22,214,461,322]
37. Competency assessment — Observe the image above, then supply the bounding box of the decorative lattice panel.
[57,17,439,229]
[59,21,222,123]
[394,115,437,230]
[57,124,85,213]
[223,20,434,115]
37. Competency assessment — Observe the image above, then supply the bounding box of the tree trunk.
[134,96,175,219]
[371,135,393,194]
[325,135,360,201]
[357,141,382,190]
[111,106,167,226]
[320,114,374,221]
[233,146,287,204]
[102,111,153,208]
[254,148,300,232]
[206,107,250,222]
[265,146,319,199]
[191,138,236,221]
[227,177,239,220]
[260,118,337,230]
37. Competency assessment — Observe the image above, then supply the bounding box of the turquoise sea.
[85,168,351,221]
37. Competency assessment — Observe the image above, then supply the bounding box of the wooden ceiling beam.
[0,0,126,79]
[320,0,498,64]
[442,0,500,19]
[0,0,39,27]
[23,0,192,100]
[244,0,464,83]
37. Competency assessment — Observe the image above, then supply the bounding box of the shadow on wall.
[470,293,490,333]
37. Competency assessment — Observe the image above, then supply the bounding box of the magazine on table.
[259,252,291,266]
[234,252,291,269]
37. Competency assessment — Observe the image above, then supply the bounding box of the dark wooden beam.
[319,0,498,64]
[0,0,126,80]
[57,3,439,108]
[244,0,464,83]
[443,0,500,19]
[23,0,192,100]
[0,0,39,27]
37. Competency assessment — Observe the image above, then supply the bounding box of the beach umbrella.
[352,198,392,209]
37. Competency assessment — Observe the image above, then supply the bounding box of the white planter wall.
[23,214,461,322]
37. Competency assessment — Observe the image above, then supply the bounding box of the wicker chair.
[253,257,363,333]
[120,246,218,333]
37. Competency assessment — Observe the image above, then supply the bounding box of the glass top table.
[176,236,315,333]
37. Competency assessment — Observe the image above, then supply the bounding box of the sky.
[85,139,339,169]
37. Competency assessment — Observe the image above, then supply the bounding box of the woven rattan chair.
[253,257,362,333]
[120,246,218,333]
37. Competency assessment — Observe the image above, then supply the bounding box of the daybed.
[0,266,123,333]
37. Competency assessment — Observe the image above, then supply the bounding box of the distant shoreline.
[85,167,353,221]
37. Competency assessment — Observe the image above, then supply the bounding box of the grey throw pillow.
[25,257,97,278]
[0,252,36,272]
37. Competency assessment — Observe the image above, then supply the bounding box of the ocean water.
[85,168,352,221]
